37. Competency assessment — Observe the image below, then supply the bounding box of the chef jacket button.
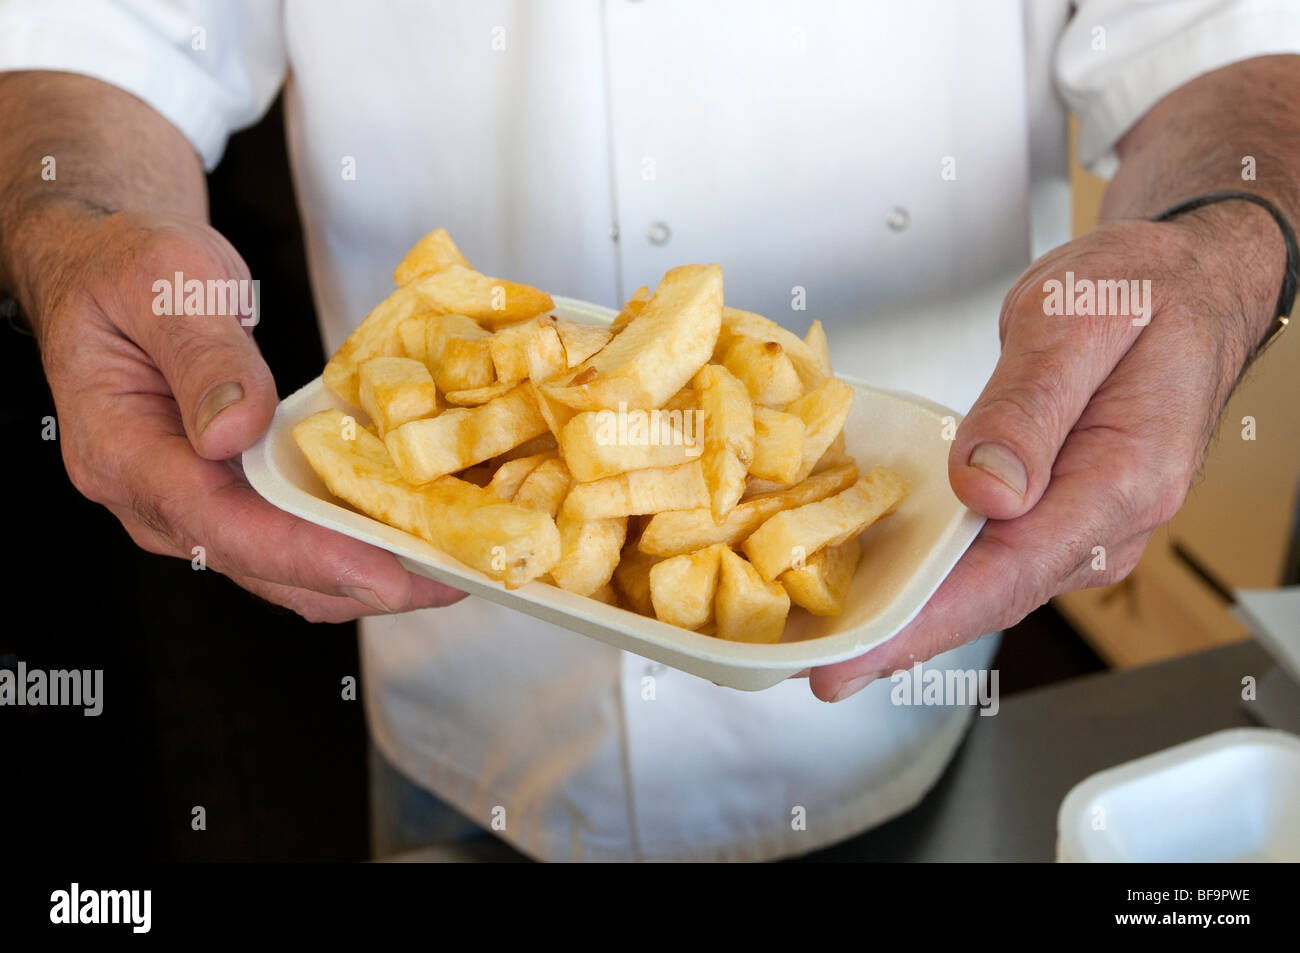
[885,206,910,231]
[646,221,672,246]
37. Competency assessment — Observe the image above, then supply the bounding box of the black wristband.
[1152,190,1297,357]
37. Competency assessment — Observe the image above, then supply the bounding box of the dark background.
[0,99,1103,863]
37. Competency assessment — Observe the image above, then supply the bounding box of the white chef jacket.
[5,0,1298,862]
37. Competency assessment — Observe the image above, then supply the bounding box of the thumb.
[126,256,277,460]
[950,312,1132,522]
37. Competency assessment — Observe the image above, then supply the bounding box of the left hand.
[810,209,1279,702]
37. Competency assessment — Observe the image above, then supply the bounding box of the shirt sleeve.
[1055,0,1300,177]
[0,0,286,170]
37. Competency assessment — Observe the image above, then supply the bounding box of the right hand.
[36,210,465,621]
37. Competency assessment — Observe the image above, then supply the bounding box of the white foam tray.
[243,296,985,690]
[1057,727,1300,862]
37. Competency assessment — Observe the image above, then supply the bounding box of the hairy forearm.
[1102,54,1300,351]
[0,70,208,322]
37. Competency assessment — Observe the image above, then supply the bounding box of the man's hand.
[812,54,1298,702]
[0,72,461,622]
[37,210,464,620]
[812,204,1285,701]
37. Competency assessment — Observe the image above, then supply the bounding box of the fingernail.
[969,442,1027,496]
[341,586,395,613]
[196,381,244,435]
[831,673,878,702]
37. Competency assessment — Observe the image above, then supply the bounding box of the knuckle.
[1087,559,1132,590]
[1106,454,1149,526]
[121,521,178,558]
[983,534,1053,629]
[997,286,1030,342]
[981,378,1068,452]
[126,484,181,550]
[1149,480,1189,529]
[287,518,368,591]
[61,446,104,503]
[1109,451,1189,534]
[155,324,256,394]
[1001,569,1047,629]
[59,428,124,508]
[1101,557,1140,589]
[119,453,190,551]
[1083,541,1147,591]
[138,225,244,284]
[155,316,215,367]
[35,300,87,356]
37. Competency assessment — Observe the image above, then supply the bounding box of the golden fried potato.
[541,264,722,411]
[491,314,612,385]
[693,363,755,520]
[561,460,709,521]
[749,407,805,484]
[779,538,861,616]
[558,409,700,483]
[524,322,568,383]
[786,377,854,482]
[550,513,628,597]
[425,313,495,392]
[393,227,472,286]
[716,307,830,391]
[495,431,558,463]
[293,409,559,588]
[805,319,832,377]
[661,386,699,413]
[397,314,431,364]
[742,467,907,581]
[323,281,433,406]
[312,229,886,639]
[384,383,548,484]
[323,262,548,405]
[555,320,612,367]
[357,356,438,436]
[524,323,578,441]
[812,429,854,473]
[442,381,518,406]
[649,544,723,630]
[721,338,803,407]
[511,457,572,517]
[415,263,554,329]
[487,451,557,501]
[637,463,858,557]
[588,582,619,606]
[715,547,790,643]
[612,543,663,616]
[694,364,755,462]
[609,285,650,334]
[490,316,545,384]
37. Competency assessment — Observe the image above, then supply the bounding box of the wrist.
[0,185,104,325]
[1160,198,1291,348]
